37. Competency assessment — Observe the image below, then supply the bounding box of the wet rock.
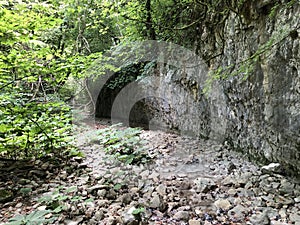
[173,210,189,221]
[214,199,232,210]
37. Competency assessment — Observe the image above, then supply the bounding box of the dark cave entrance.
[95,64,174,131]
[95,63,142,119]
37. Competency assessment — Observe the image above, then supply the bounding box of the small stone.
[41,162,50,170]
[15,202,23,208]
[65,218,83,225]
[274,195,294,205]
[37,205,47,211]
[97,189,106,197]
[121,193,132,205]
[97,200,109,207]
[214,199,232,210]
[173,210,189,221]
[279,208,287,219]
[249,210,270,225]
[140,170,149,179]
[228,204,248,220]
[149,171,160,182]
[290,213,300,223]
[87,185,109,194]
[122,207,137,224]
[203,221,212,225]
[261,163,282,174]
[271,222,289,225]
[94,210,104,221]
[194,177,216,193]
[189,219,201,225]
[106,189,117,199]
[149,194,161,209]
[130,187,139,194]
[85,207,94,218]
[156,184,166,196]
[227,188,237,196]
[271,182,280,189]
[221,176,235,186]
[279,179,295,195]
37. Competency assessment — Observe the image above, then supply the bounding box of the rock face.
[93,1,300,175]
[216,1,300,176]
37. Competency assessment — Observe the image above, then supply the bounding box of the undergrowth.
[95,124,151,165]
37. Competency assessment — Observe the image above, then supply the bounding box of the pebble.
[290,213,300,223]
[189,219,201,225]
[249,209,270,225]
[228,204,248,220]
[173,210,189,221]
[214,199,232,210]
[156,184,166,196]
[149,194,161,209]
[2,126,300,225]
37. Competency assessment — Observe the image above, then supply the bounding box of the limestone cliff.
[198,0,300,175]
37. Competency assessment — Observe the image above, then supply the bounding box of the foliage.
[6,210,54,225]
[95,124,151,164]
[38,186,89,213]
[0,93,76,159]
[0,0,112,160]
[132,207,145,215]
[105,63,145,89]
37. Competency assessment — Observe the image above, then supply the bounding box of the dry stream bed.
[1,120,300,225]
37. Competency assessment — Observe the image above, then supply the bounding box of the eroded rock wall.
[216,1,300,175]
[150,1,300,175]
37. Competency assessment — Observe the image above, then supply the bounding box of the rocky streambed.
[1,121,300,225]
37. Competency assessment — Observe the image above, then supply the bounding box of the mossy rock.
[0,189,14,203]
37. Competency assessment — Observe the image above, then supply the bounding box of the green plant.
[7,210,54,225]
[132,207,145,215]
[96,124,151,164]
[38,186,85,213]
[0,94,77,159]
[132,207,145,221]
